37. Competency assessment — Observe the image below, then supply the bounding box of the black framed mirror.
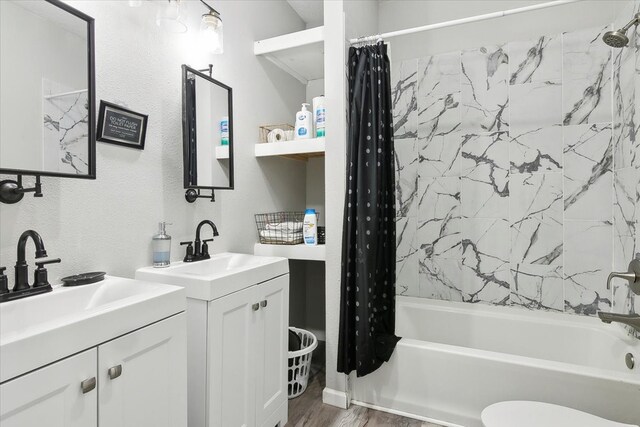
[0,0,96,182]
[181,65,234,202]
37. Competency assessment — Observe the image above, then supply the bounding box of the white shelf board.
[254,26,324,84]
[215,145,229,160]
[254,243,326,261]
[255,137,325,160]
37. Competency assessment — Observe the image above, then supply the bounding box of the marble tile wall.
[393,2,640,331]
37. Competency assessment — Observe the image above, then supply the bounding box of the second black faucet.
[180,220,219,262]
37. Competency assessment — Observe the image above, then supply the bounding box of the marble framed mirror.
[0,0,96,179]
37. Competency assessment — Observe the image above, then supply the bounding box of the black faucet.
[15,230,48,291]
[0,230,60,303]
[181,220,219,262]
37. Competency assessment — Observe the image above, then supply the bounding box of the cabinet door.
[208,284,258,427]
[254,275,289,425]
[98,313,187,427]
[0,349,97,427]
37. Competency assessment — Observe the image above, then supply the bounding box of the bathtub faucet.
[606,259,640,295]
[597,312,640,333]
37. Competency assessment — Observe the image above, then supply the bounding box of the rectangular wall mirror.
[0,0,96,179]
[182,65,234,192]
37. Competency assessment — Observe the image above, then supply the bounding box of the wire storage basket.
[288,327,318,399]
[255,212,305,245]
[259,124,294,144]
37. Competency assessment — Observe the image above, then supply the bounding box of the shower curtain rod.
[349,0,582,44]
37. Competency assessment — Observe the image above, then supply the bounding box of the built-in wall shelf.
[254,26,324,84]
[255,137,325,161]
[215,146,229,160]
[254,243,326,261]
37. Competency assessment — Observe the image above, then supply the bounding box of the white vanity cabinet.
[0,314,186,427]
[98,314,187,427]
[135,252,291,427]
[207,274,289,427]
[0,349,98,427]
[186,274,289,427]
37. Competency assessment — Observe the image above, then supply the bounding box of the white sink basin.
[136,252,288,301]
[0,276,185,383]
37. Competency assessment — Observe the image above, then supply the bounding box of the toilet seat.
[481,401,637,427]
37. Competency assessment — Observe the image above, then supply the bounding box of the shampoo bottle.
[303,209,318,246]
[312,96,325,137]
[294,103,312,139]
[152,222,172,267]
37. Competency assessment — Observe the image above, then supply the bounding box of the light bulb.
[200,13,223,54]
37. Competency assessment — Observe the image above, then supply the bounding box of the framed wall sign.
[97,100,148,150]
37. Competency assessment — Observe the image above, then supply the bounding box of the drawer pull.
[252,303,260,311]
[81,377,96,394]
[108,364,122,380]
[260,300,268,308]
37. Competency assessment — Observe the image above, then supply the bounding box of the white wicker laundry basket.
[287,327,318,399]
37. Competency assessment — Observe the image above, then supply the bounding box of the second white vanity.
[136,252,290,427]
[0,276,187,427]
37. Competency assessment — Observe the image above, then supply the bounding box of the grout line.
[561,29,566,312]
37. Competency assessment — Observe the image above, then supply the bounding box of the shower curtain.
[338,43,400,377]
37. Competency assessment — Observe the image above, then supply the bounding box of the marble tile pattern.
[391,13,640,330]
[460,46,509,132]
[562,26,613,126]
[43,82,89,175]
[417,53,461,178]
[563,123,613,221]
[460,131,509,219]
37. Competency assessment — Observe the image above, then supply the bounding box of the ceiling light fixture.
[199,0,223,54]
[156,0,187,34]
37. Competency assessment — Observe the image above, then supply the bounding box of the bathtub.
[350,296,640,427]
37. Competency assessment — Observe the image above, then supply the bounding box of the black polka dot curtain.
[338,43,400,377]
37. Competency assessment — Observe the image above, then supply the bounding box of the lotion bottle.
[303,209,318,246]
[294,103,312,139]
[152,222,172,267]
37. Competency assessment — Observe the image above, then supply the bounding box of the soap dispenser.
[152,222,172,268]
[294,103,312,139]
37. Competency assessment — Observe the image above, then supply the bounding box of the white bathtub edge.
[351,399,466,427]
[323,387,349,409]
[398,338,640,386]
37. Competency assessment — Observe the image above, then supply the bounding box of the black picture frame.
[0,0,96,180]
[97,100,148,150]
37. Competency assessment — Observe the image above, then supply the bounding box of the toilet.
[481,401,637,427]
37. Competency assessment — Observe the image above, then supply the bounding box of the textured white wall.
[0,0,307,283]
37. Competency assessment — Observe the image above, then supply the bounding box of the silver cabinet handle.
[260,300,268,308]
[108,364,122,380]
[252,303,260,311]
[81,377,96,394]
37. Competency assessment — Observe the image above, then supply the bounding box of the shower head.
[603,30,630,48]
[603,13,640,48]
